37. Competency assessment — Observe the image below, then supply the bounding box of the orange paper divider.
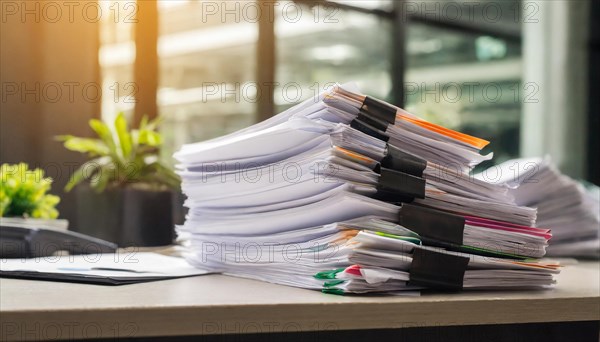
[398,114,490,150]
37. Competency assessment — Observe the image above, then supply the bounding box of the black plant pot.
[73,185,177,247]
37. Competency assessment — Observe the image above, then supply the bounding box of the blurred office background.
[1,0,598,224]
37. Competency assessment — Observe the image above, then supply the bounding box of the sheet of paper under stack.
[483,157,600,259]
[175,83,560,295]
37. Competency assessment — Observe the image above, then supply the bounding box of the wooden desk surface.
[1,261,599,341]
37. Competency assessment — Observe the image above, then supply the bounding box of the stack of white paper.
[176,84,559,294]
[485,157,600,259]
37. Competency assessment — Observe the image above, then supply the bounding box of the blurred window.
[275,0,393,112]
[99,0,524,166]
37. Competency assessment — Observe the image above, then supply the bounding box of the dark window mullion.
[392,0,407,107]
[133,0,159,125]
[256,0,277,122]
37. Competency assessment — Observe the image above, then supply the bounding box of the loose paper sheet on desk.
[0,252,210,285]
[477,157,600,259]
[175,83,560,295]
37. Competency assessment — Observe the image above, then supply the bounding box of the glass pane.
[328,0,394,11]
[406,19,522,167]
[99,0,137,123]
[157,0,257,161]
[275,0,393,112]
[408,24,521,67]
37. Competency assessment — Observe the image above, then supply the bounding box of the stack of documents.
[176,84,559,294]
[486,157,600,259]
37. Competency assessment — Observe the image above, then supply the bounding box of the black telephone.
[0,224,117,258]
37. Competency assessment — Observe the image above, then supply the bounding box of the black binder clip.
[374,168,426,203]
[378,144,427,177]
[360,96,397,125]
[350,119,389,142]
[398,204,466,247]
[409,247,469,291]
[356,111,389,132]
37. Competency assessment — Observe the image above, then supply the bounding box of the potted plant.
[0,163,68,229]
[58,113,180,247]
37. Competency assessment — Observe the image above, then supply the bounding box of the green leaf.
[64,157,111,192]
[89,119,113,146]
[138,130,162,147]
[89,119,121,165]
[57,136,109,156]
[130,129,140,147]
[139,115,149,130]
[31,194,60,219]
[145,116,162,132]
[120,158,144,185]
[114,113,132,160]
[0,188,10,217]
[90,164,114,192]
[143,161,181,189]
[65,167,86,192]
[1,163,60,218]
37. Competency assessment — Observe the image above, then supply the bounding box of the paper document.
[0,252,211,285]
